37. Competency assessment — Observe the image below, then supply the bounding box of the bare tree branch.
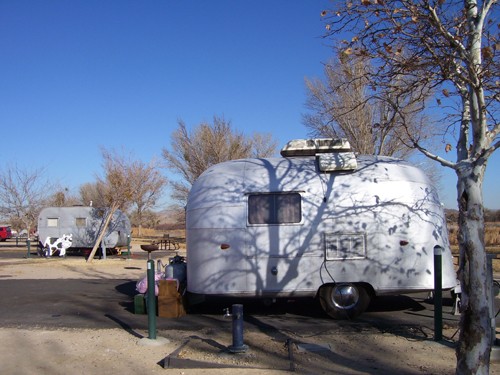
[87,148,166,262]
[0,164,55,235]
[162,115,278,206]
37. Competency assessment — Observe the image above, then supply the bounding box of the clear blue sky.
[0,1,498,209]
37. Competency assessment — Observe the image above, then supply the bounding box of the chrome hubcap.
[331,284,359,310]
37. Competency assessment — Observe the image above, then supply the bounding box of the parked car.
[0,226,12,241]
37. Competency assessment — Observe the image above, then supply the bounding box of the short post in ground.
[434,245,443,341]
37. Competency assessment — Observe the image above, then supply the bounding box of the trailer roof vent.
[280,138,352,157]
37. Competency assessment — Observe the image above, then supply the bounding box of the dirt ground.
[0,249,499,375]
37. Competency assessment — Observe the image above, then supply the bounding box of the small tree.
[47,188,81,207]
[127,158,167,237]
[129,209,160,230]
[86,149,167,261]
[79,182,108,208]
[86,149,135,262]
[0,164,55,236]
[321,1,499,373]
[162,115,277,206]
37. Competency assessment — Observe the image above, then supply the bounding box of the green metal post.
[127,234,131,259]
[487,254,496,346]
[434,245,443,341]
[26,239,31,258]
[147,259,157,340]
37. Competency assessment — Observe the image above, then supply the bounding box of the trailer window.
[75,218,87,227]
[47,218,58,227]
[248,193,301,224]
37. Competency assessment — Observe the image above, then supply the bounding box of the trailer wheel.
[319,283,370,319]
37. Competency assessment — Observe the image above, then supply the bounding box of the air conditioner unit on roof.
[280,138,352,157]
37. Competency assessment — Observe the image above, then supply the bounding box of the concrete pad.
[137,336,170,347]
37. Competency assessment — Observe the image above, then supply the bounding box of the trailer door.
[246,192,317,294]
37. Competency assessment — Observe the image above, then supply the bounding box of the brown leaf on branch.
[482,46,493,60]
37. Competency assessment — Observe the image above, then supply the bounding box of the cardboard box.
[158,279,186,318]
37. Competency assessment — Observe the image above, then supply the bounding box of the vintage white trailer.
[37,206,131,251]
[186,139,457,318]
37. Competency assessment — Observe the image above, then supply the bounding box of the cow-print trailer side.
[37,206,131,256]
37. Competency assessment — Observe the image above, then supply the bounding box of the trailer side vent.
[280,138,352,157]
[324,233,366,260]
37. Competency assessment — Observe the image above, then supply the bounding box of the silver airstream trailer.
[185,139,457,319]
[38,206,131,252]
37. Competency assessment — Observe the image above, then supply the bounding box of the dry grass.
[448,223,500,248]
[447,223,500,272]
[136,224,500,247]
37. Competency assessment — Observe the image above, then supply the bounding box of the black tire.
[319,283,371,320]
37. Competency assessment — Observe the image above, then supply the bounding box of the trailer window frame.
[247,192,302,225]
[324,232,367,260]
[75,217,87,227]
[47,218,59,227]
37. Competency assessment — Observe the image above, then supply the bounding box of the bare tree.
[321,1,499,373]
[47,188,81,207]
[0,164,55,236]
[127,158,167,237]
[86,149,136,262]
[86,148,167,261]
[249,132,279,158]
[79,182,107,208]
[304,52,431,158]
[162,115,278,205]
[129,209,160,230]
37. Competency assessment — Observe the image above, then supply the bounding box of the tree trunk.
[86,206,117,263]
[456,163,492,375]
[137,208,143,237]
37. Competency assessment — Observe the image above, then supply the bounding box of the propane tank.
[165,255,187,283]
